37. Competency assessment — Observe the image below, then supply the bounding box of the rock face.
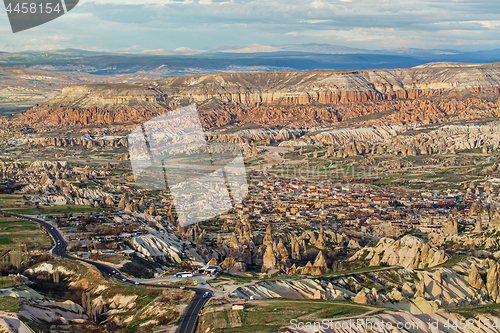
[349,235,448,269]
[13,63,500,129]
[468,263,485,290]
[291,237,301,260]
[353,290,371,305]
[444,215,459,236]
[131,232,182,263]
[261,245,277,273]
[220,257,247,273]
[310,251,329,276]
[347,239,361,249]
[487,261,500,302]
[235,278,331,300]
[233,258,500,317]
[369,253,381,266]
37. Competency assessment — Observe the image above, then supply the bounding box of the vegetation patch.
[0,296,24,312]
[198,299,373,333]
[447,303,500,319]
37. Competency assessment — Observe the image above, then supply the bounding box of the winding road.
[2,211,211,333]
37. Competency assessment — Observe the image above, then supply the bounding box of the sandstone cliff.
[11,63,500,129]
[43,64,500,108]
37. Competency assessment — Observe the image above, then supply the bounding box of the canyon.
[5,62,499,130]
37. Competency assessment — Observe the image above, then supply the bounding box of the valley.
[0,61,499,332]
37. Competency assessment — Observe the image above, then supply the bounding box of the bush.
[158,296,171,304]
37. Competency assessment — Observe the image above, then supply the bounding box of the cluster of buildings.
[53,212,149,254]
[41,174,500,265]
[227,176,500,238]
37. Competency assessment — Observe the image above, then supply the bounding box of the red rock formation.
[5,64,499,130]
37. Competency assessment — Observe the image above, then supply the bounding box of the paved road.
[2,211,210,333]
[133,272,214,284]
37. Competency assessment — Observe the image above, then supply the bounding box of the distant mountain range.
[47,43,500,58]
[1,44,498,77]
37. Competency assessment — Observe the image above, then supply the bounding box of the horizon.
[3,43,500,55]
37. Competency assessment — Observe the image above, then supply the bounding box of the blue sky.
[0,0,499,52]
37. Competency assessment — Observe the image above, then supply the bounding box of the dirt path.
[0,311,32,333]
[251,299,376,311]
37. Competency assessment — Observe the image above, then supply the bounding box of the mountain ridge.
[1,45,499,77]
[9,62,499,130]
[25,44,499,57]
[44,62,500,107]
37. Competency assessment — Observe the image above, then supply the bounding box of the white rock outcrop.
[131,232,183,263]
[349,235,448,269]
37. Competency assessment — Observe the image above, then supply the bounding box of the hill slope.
[11,63,500,129]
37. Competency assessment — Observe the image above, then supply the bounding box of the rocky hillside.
[348,235,448,269]
[21,258,193,331]
[230,254,500,316]
[10,63,500,129]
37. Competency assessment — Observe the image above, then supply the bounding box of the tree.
[389,200,404,207]
[9,250,22,268]
[53,270,60,283]
[73,241,83,251]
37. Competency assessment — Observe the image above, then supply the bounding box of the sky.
[0,0,499,52]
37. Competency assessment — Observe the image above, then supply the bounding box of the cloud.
[0,0,498,51]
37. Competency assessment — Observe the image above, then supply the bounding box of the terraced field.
[0,216,51,249]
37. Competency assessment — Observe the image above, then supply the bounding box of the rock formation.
[13,64,500,130]
[475,215,483,233]
[221,257,247,273]
[468,263,484,290]
[261,245,277,273]
[444,215,458,236]
[315,227,327,250]
[487,261,500,302]
[353,290,371,305]
[291,237,301,260]
[349,235,448,269]
[263,223,273,247]
[118,195,128,210]
[310,251,329,276]
[369,253,381,267]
